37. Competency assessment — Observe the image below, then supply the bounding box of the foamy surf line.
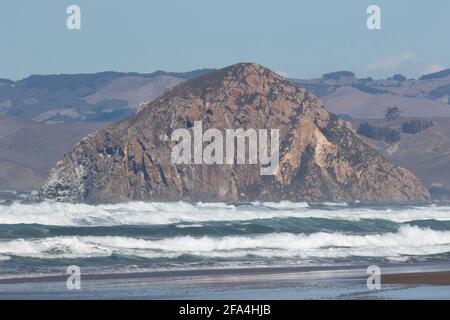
[0,226,449,261]
[0,202,449,227]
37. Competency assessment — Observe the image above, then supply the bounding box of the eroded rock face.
[40,63,430,203]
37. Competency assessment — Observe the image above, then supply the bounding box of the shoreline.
[1,263,449,285]
[1,264,449,299]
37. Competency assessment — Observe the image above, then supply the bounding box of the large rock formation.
[40,63,430,204]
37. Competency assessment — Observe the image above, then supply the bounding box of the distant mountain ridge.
[292,68,450,119]
[0,69,214,123]
[419,68,450,80]
[3,67,450,123]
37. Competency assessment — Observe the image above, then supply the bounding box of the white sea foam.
[175,224,204,228]
[0,225,449,261]
[0,254,10,261]
[317,202,348,207]
[253,201,310,209]
[0,202,443,226]
[0,201,449,227]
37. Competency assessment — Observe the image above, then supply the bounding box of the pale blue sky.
[1,0,449,80]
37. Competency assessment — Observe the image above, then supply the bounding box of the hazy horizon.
[2,62,447,83]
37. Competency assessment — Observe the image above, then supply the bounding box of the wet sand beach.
[382,271,450,286]
[0,265,449,299]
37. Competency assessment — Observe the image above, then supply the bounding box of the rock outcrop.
[40,63,430,203]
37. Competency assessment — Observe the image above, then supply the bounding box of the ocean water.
[0,201,450,279]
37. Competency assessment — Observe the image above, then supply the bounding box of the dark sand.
[382,271,450,286]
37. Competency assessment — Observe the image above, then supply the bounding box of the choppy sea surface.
[0,201,450,279]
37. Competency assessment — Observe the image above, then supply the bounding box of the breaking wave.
[0,225,449,261]
[0,201,449,227]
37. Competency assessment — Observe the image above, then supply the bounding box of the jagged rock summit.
[40,63,430,204]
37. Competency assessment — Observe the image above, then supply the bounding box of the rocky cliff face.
[40,63,430,203]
